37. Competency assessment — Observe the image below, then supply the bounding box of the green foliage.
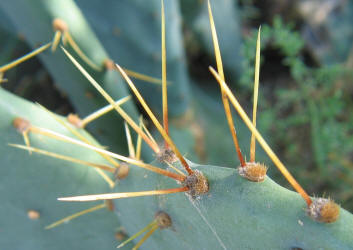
[301,1,353,64]
[240,16,305,88]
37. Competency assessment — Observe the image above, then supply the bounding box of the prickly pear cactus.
[2,87,353,249]
[1,0,353,249]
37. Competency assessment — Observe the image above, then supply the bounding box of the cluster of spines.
[207,0,339,223]
[208,2,267,183]
[2,0,342,249]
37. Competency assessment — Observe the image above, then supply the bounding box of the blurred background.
[1,0,353,211]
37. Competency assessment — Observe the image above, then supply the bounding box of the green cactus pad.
[0,88,126,249]
[113,160,353,249]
